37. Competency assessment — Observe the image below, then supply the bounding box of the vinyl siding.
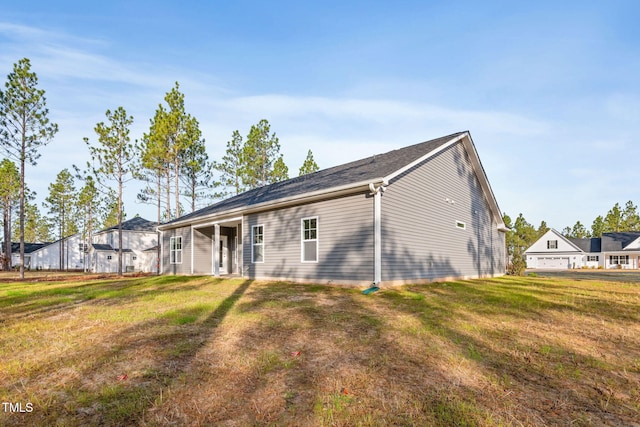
[162,226,192,275]
[193,226,213,275]
[243,193,373,283]
[381,141,505,282]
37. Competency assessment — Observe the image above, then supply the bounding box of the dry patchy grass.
[0,275,639,426]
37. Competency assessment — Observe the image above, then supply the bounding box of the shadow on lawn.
[202,279,640,426]
[0,275,216,323]
[219,283,503,425]
[1,278,254,427]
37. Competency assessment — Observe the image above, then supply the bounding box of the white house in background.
[525,229,640,269]
[27,217,159,273]
[90,217,158,273]
[29,234,87,270]
[1,242,50,270]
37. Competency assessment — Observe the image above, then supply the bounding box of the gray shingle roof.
[101,217,157,233]
[568,238,601,253]
[92,244,114,251]
[92,244,133,253]
[3,242,50,254]
[601,232,640,251]
[164,132,465,226]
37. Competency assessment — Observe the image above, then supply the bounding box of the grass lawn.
[0,275,639,426]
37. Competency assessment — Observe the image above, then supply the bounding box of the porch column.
[190,226,194,275]
[214,224,220,277]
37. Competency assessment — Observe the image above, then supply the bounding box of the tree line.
[504,200,640,275]
[0,58,320,277]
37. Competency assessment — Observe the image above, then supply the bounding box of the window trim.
[301,216,319,263]
[170,236,183,264]
[610,255,629,265]
[547,240,558,249]
[252,225,264,264]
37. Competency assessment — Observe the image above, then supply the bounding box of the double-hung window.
[547,240,558,249]
[170,236,182,264]
[252,225,264,263]
[302,217,318,262]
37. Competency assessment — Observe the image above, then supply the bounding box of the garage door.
[538,257,569,269]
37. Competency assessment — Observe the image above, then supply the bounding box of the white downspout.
[370,182,386,285]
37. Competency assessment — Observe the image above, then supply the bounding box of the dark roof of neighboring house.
[163,132,465,226]
[92,244,114,251]
[101,217,157,233]
[91,244,133,253]
[601,232,640,251]
[568,237,602,253]
[3,242,50,254]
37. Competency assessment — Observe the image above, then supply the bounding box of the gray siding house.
[158,131,507,285]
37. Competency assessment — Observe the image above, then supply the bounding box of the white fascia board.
[158,178,384,231]
[552,229,586,252]
[190,216,244,229]
[622,236,640,250]
[384,133,467,182]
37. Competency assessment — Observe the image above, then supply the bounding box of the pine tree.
[504,213,537,275]
[179,116,212,212]
[536,220,550,238]
[77,176,104,271]
[243,119,283,189]
[0,159,20,269]
[567,221,589,238]
[144,82,203,219]
[213,130,245,197]
[604,203,623,233]
[18,201,51,243]
[299,149,319,175]
[102,195,122,229]
[85,107,136,275]
[621,200,640,231]
[272,156,289,183]
[44,169,76,271]
[0,58,58,278]
[591,215,605,238]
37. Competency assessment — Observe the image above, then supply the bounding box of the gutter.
[157,177,387,231]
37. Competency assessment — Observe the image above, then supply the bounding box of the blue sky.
[1,1,639,230]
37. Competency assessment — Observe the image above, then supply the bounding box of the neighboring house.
[29,234,86,270]
[158,131,507,286]
[26,217,159,273]
[1,242,49,270]
[525,229,640,269]
[90,217,159,273]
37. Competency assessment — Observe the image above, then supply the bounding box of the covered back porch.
[192,218,243,276]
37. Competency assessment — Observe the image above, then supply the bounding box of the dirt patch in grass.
[0,275,639,426]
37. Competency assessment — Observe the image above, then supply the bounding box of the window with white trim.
[252,225,264,263]
[587,255,599,262]
[547,240,558,249]
[610,255,629,265]
[170,236,183,264]
[302,217,318,262]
